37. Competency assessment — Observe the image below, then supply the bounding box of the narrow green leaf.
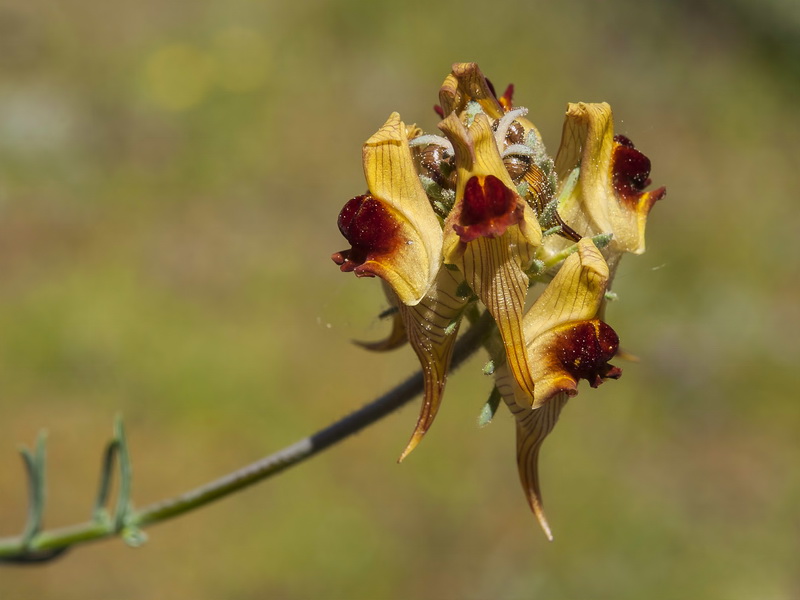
[113,416,133,531]
[19,431,48,547]
[92,439,119,523]
[478,388,502,428]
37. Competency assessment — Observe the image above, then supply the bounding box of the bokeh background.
[1,0,798,598]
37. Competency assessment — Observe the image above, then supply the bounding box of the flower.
[332,63,664,537]
[438,109,542,405]
[495,238,621,538]
[332,112,442,305]
[550,102,666,263]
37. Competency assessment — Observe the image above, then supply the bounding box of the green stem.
[534,232,614,273]
[0,311,495,563]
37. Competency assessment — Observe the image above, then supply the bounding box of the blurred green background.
[1,0,798,598]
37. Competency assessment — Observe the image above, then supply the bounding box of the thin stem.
[0,311,495,563]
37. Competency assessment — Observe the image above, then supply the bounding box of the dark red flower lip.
[331,194,402,276]
[611,134,666,207]
[555,319,622,388]
[452,175,522,243]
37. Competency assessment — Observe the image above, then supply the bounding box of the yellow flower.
[495,238,620,538]
[553,102,666,257]
[332,112,442,305]
[439,110,542,404]
[332,113,468,461]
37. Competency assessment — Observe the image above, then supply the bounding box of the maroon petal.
[452,175,522,243]
[611,135,667,209]
[555,320,622,388]
[332,194,401,276]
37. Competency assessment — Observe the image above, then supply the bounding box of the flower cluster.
[332,63,665,539]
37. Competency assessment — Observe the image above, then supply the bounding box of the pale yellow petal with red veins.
[554,102,665,255]
[396,267,468,462]
[437,111,541,403]
[332,113,443,306]
[500,391,569,541]
[438,62,505,119]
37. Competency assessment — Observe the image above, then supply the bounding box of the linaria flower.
[549,101,667,270]
[332,63,664,537]
[495,238,621,538]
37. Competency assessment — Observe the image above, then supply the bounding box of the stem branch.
[0,312,494,563]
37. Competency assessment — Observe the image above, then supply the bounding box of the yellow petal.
[397,267,468,461]
[332,113,443,306]
[440,111,509,184]
[458,235,538,401]
[524,238,609,341]
[553,102,665,255]
[438,62,505,119]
